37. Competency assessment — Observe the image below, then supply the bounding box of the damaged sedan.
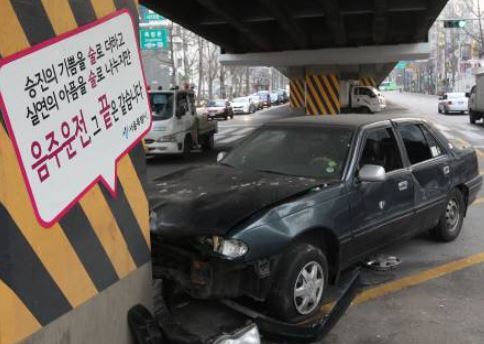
[150,115,482,323]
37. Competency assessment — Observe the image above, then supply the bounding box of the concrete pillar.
[289,78,306,109]
[305,73,341,115]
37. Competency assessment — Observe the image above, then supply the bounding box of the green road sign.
[139,28,169,50]
[139,6,164,23]
[444,20,466,28]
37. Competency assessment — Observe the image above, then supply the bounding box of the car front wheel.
[430,188,465,242]
[267,243,328,323]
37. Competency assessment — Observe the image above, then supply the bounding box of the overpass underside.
[142,0,448,114]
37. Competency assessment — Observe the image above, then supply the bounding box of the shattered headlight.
[213,324,260,344]
[208,236,248,259]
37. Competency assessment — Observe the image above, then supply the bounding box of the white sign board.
[0,10,152,227]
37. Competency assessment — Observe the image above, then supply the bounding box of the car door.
[395,122,452,231]
[176,92,194,137]
[349,125,415,259]
[352,87,363,108]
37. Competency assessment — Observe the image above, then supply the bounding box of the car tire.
[182,135,192,159]
[267,243,328,323]
[444,108,449,115]
[438,106,442,114]
[470,111,477,124]
[200,134,214,152]
[430,188,465,242]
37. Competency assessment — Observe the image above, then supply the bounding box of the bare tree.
[197,36,205,104]
[168,21,177,87]
[206,42,219,100]
[462,0,484,57]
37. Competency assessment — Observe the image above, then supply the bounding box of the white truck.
[144,89,217,157]
[468,72,484,124]
[340,81,386,113]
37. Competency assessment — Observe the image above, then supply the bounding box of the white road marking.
[433,123,451,132]
[460,130,484,141]
[217,135,246,144]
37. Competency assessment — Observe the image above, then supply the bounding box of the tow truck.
[144,87,218,158]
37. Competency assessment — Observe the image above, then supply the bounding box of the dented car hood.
[149,165,324,238]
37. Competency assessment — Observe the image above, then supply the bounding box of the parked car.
[205,99,233,120]
[250,93,263,110]
[438,92,468,114]
[270,92,280,105]
[257,91,272,107]
[277,89,289,103]
[467,72,484,124]
[231,97,256,114]
[150,115,482,323]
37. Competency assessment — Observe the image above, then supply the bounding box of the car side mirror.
[465,92,470,98]
[358,164,386,183]
[217,151,227,163]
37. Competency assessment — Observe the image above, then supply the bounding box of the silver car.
[438,92,468,114]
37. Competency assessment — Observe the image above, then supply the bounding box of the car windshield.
[208,100,225,107]
[150,93,174,120]
[233,97,248,103]
[446,93,465,99]
[221,127,353,179]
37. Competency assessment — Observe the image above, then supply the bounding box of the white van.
[144,89,217,157]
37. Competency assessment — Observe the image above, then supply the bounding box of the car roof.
[265,114,424,130]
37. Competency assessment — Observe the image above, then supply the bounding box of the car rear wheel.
[438,106,442,113]
[430,188,465,242]
[267,243,328,323]
[470,112,477,124]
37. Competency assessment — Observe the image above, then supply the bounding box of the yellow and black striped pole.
[289,78,305,108]
[0,1,151,343]
[305,73,341,115]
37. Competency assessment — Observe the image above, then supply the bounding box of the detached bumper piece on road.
[127,269,360,344]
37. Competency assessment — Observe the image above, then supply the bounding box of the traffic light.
[444,20,466,28]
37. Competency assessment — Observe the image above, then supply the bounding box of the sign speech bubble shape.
[0,10,152,227]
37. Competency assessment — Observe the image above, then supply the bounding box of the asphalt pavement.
[146,93,484,344]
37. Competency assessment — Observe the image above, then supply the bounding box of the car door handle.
[443,166,450,175]
[398,181,409,191]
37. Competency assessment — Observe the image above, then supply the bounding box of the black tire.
[182,135,192,159]
[470,112,477,124]
[438,106,442,114]
[267,243,328,323]
[430,188,465,242]
[444,107,449,115]
[200,134,214,152]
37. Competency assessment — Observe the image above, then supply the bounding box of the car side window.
[359,128,403,172]
[397,124,439,165]
[420,125,445,158]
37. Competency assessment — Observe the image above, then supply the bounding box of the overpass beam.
[219,43,430,66]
